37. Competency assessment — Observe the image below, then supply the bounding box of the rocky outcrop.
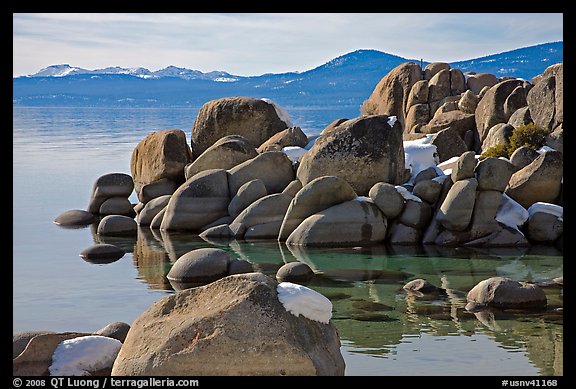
[191,97,290,159]
[130,129,192,202]
[184,135,257,179]
[297,115,405,195]
[111,272,345,376]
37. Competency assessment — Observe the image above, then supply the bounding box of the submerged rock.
[466,276,547,310]
[54,209,94,227]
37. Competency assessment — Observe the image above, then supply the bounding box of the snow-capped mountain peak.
[31,64,91,77]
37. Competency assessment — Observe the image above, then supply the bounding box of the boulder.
[13,332,91,376]
[451,151,477,182]
[458,90,480,114]
[475,157,515,192]
[405,80,429,110]
[199,224,234,240]
[505,151,563,208]
[527,63,562,131]
[286,199,387,247]
[297,115,405,195]
[545,125,563,154]
[228,151,295,195]
[320,118,348,136]
[423,110,475,136]
[503,85,528,119]
[228,179,268,219]
[184,135,258,180]
[468,190,503,239]
[507,106,532,128]
[423,62,450,81]
[54,210,95,227]
[88,173,134,214]
[526,211,563,243]
[412,180,442,204]
[368,182,405,219]
[360,62,423,130]
[279,176,357,241]
[258,126,308,153]
[166,248,231,285]
[98,197,134,216]
[427,68,451,103]
[475,79,526,142]
[160,169,230,231]
[79,243,125,262]
[404,103,430,133]
[413,167,439,184]
[509,146,540,171]
[96,215,137,236]
[403,278,442,294]
[138,178,178,204]
[136,195,171,225]
[130,129,192,200]
[227,259,254,275]
[464,223,529,247]
[13,331,55,359]
[94,322,131,343]
[481,123,514,152]
[149,208,166,229]
[437,178,478,231]
[387,222,422,245]
[276,262,314,283]
[48,335,122,376]
[398,199,432,229]
[466,276,547,309]
[191,97,290,159]
[429,127,469,163]
[230,193,293,238]
[111,273,344,376]
[450,68,467,95]
[282,180,303,197]
[467,73,498,95]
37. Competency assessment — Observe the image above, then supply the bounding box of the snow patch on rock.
[277,282,332,324]
[49,335,122,376]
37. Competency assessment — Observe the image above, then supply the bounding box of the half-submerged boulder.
[466,276,547,310]
[111,272,344,376]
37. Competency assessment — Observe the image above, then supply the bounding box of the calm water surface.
[13,106,563,376]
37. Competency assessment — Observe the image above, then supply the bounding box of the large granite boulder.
[191,97,290,159]
[278,176,357,241]
[167,248,232,286]
[466,73,498,95]
[136,195,171,226]
[475,157,515,192]
[423,110,475,136]
[436,178,478,231]
[111,272,344,376]
[130,129,192,202]
[227,179,268,219]
[297,115,405,195]
[505,151,563,208]
[228,151,295,195]
[160,169,230,231]
[475,79,527,142]
[360,62,422,130]
[527,63,563,131]
[229,193,293,238]
[184,135,257,180]
[368,182,405,219]
[286,199,387,247]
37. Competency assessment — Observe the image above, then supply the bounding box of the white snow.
[432,174,448,184]
[387,116,397,127]
[527,202,563,221]
[403,138,439,183]
[537,145,556,154]
[495,193,529,232]
[282,146,307,163]
[49,335,122,376]
[304,135,319,150]
[395,185,422,202]
[354,196,374,203]
[214,77,238,82]
[277,282,332,324]
[261,98,294,127]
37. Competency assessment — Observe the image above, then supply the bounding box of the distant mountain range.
[13,41,562,108]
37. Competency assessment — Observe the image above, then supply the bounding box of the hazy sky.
[13,13,563,77]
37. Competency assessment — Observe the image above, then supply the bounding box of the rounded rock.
[167,248,232,284]
[276,262,314,283]
[466,276,547,309]
[96,215,137,236]
[54,210,95,227]
[79,243,125,263]
[227,259,254,275]
[94,322,131,343]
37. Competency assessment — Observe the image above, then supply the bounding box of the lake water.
[12,106,563,376]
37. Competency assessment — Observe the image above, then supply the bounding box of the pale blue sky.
[13,13,563,77]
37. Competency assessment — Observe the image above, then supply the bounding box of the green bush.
[480,123,550,160]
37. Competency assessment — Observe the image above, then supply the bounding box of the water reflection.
[92,225,563,376]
